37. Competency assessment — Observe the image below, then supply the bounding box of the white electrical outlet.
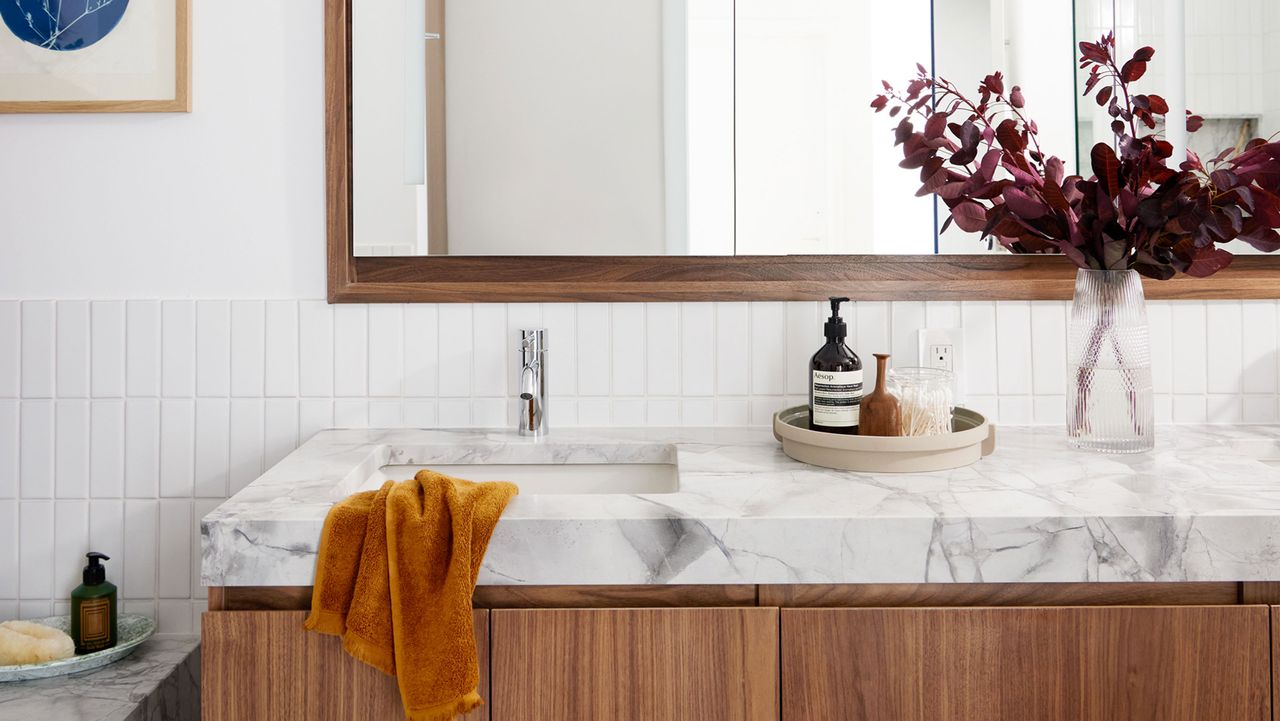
[918,327,964,400]
[927,343,954,372]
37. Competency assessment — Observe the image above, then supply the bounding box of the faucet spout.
[517,329,548,437]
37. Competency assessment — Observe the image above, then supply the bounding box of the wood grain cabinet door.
[782,606,1270,721]
[202,610,490,721]
[489,608,779,721]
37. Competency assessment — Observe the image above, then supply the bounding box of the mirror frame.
[325,0,1280,303]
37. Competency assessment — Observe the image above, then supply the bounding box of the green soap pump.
[71,552,118,654]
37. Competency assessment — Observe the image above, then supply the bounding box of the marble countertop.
[201,425,1280,588]
[0,637,200,721]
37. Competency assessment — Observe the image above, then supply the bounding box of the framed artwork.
[0,0,190,113]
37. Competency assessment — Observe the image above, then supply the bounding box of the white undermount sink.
[364,462,679,495]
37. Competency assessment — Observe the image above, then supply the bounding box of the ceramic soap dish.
[0,614,155,682]
[772,406,996,473]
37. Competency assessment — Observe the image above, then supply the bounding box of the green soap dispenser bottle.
[71,552,118,655]
[809,297,863,435]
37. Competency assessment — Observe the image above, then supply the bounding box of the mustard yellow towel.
[305,470,517,721]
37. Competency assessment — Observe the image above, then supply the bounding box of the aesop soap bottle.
[71,552,117,654]
[809,297,863,434]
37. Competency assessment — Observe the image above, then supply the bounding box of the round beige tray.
[772,406,996,473]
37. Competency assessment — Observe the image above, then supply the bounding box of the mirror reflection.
[351,0,1242,258]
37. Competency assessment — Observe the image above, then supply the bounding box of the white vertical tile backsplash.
[0,303,19,398]
[125,301,161,398]
[611,304,646,396]
[193,399,230,498]
[1171,301,1208,395]
[54,400,90,499]
[574,304,611,396]
[644,304,680,396]
[194,301,230,398]
[1242,301,1278,394]
[367,305,404,397]
[749,303,786,396]
[0,502,16,598]
[890,301,924,368]
[471,305,507,398]
[19,401,54,498]
[960,302,998,396]
[90,302,126,399]
[21,302,55,398]
[332,305,369,397]
[436,305,473,398]
[1029,302,1066,396]
[680,303,715,396]
[995,302,1032,395]
[124,399,160,498]
[264,301,300,397]
[230,301,266,398]
[0,402,17,499]
[785,302,820,396]
[18,501,54,603]
[854,302,889,390]
[159,400,195,498]
[88,401,124,498]
[160,301,196,398]
[1,296,1276,624]
[298,301,334,397]
[228,399,265,494]
[53,500,89,599]
[715,303,749,396]
[55,301,90,398]
[540,304,575,397]
[1205,301,1243,395]
[402,305,439,397]
[122,499,158,599]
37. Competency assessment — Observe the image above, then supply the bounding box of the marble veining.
[0,638,200,721]
[202,426,1280,587]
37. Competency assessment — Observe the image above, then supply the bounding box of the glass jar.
[886,367,954,436]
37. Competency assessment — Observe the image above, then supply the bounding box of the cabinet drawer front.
[201,610,489,721]
[782,606,1269,721]
[490,607,778,721]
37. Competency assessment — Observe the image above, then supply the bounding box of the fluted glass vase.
[1067,269,1154,453]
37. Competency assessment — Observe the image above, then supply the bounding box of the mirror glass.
[347,0,1112,257]
[1077,0,1280,255]
[352,0,732,257]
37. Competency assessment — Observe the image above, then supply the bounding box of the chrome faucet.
[518,329,548,436]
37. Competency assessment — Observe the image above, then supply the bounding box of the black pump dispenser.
[808,296,863,435]
[823,297,850,340]
[83,552,109,585]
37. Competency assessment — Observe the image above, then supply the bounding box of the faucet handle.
[519,328,547,352]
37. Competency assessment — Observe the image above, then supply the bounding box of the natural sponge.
[0,620,75,665]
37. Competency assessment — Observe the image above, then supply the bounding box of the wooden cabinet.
[489,607,778,721]
[199,586,1280,721]
[201,609,490,721]
[781,606,1270,721]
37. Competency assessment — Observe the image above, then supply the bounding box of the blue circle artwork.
[0,0,130,52]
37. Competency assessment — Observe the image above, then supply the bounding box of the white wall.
[0,1,326,300]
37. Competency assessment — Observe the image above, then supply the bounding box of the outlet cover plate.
[918,327,964,401]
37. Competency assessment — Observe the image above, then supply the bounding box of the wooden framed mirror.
[326,0,1280,303]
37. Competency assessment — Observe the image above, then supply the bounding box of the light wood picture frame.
[0,0,190,113]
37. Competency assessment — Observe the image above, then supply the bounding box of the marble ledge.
[202,425,1280,588]
[0,638,200,721]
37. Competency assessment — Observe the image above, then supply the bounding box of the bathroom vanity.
[201,425,1280,721]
